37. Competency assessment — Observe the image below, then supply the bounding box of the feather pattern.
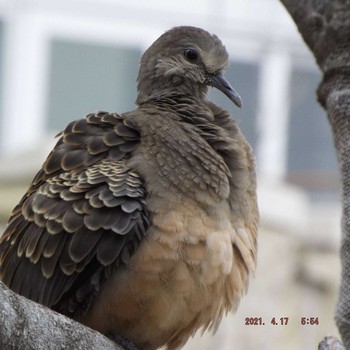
[0,111,149,317]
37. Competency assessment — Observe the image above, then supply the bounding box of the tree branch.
[0,281,122,350]
[318,336,345,350]
[280,0,350,348]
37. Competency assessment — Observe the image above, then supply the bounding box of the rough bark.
[280,0,350,348]
[0,281,121,350]
[319,336,346,350]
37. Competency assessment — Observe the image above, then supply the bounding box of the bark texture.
[280,0,350,348]
[0,281,120,350]
[319,336,346,350]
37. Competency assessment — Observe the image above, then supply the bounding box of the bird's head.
[136,26,242,108]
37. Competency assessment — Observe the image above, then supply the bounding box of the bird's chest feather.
[82,112,256,349]
[127,112,232,204]
[82,195,250,350]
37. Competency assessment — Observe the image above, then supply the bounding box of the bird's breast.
[82,195,252,350]
[127,112,232,204]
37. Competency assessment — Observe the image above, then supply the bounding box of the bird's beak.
[204,73,242,108]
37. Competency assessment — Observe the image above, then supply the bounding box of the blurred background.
[0,0,341,349]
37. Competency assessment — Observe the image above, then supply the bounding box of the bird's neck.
[136,91,217,124]
[136,76,208,106]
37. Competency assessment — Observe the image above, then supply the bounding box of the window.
[46,39,141,132]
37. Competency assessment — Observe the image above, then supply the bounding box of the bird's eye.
[184,49,199,62]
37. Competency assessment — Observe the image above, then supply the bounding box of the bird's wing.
[0,111,149,318]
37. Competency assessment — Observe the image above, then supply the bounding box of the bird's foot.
[107,333,140,350]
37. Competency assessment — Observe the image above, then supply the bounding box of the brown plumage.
[0,26,258,350]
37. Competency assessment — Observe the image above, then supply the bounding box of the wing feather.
[69,228,104,263]
[0,111,149,319]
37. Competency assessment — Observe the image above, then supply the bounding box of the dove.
[0,26,258,350]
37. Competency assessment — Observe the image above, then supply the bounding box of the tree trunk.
[0,281,121,350]
[280,0,350,348]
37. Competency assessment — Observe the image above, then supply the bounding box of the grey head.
[136,26,242,108]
